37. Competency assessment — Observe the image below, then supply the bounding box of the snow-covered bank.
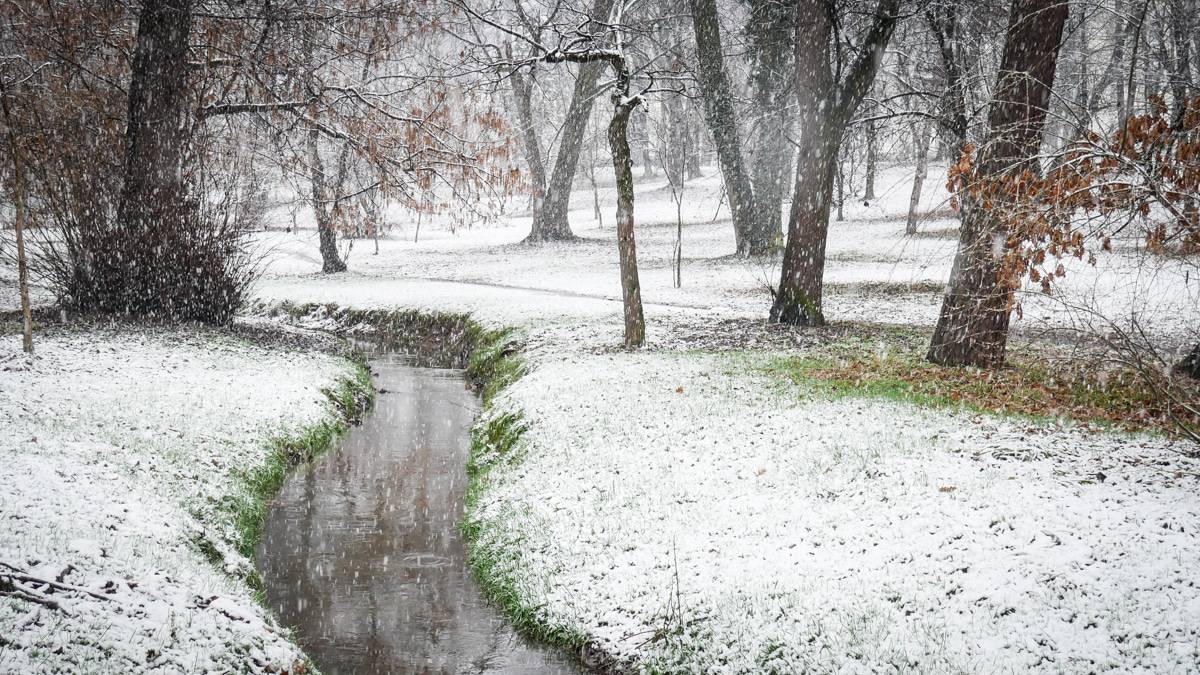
[467,351,1200,672]
[0,325,367,673]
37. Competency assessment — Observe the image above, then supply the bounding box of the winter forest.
[1,0,1199,672]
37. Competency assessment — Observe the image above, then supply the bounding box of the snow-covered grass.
[467,351,1200,673]
[0,324,370,673]
[3,158,1197,672]
[251,162,1198,353]
[241,163,1200,673]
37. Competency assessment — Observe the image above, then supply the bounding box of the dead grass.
[765,334,1200,437]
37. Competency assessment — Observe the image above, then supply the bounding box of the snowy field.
[245,164,1200,672]
[253,163,1199,353]
[2,161,1198,672]
[0,326,358,673]
[471,351,1200,672]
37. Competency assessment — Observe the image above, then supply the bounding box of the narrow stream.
[256,348,580,674]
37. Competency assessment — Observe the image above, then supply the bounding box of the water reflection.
[257,351,579,674]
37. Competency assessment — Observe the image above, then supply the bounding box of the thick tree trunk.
[927,0,1069,368]
[771,0,898,325]
[745,0,795,252]
[771,120,838,326]
[609,100,646,348]
[906,120,933,235]
[529,61,603,241]
[691,0,758,254]
[113,0,195,312]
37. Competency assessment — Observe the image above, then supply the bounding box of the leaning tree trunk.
[526,0,616,243]
[113,0,196,316]
[527,60,602,242]
[927,0,1069,368]
[609,97,646,348]
[906,120,933,235]
[691,0,758,254]
[772,117,838,325]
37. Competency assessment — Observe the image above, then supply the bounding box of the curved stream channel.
[256,346,580,674]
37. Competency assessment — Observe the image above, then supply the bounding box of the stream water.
[256,349,580,674]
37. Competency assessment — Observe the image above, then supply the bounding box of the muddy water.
[256,351,579,674]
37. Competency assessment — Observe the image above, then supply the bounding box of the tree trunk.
[1176,342,1200,379]
[527,0,616,243]
[864,115,877,201]
[928,5,969,148]
[113,0,195,312]
[1,85,33,352]
[691,0,758,254]
[906,120,933,234]
[744,0,796,253]
[1166,0,1195,129]
[835,150,845,222]
[686,115,703,179]
[771,0,899,325]
[511,61,548,226]
[927,0,1069,368]
[772,117,838,326]
[609,99,646,348]
[308,129,346,273]
[665,94,688,189]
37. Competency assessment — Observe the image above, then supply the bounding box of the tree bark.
[308,129,347,273]
[906,120,933,235]
[928,5,969,148]
[511,61,547,226]
[1,84,33,352]
[745,0,795,252]
[771,0,899,325]
[113,0,195,311]
[609,98,646,348]
[1176,342,1200,379]
[526,0,616,243]
[864,114,877,201]
[691,0,758,254]
[927,0,1069,368]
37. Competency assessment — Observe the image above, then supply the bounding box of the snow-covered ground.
[245,164,1200,672]
[253,162,1199,353]
[2,160,1197,672]
[0,326,358,673]
[470,351,1200,673]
